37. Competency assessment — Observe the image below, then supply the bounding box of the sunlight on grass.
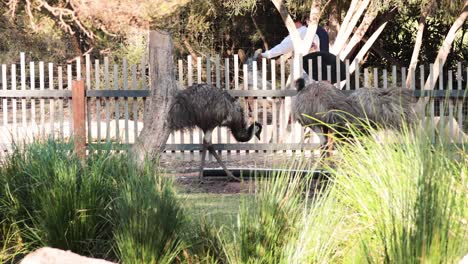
[1,123,466,263]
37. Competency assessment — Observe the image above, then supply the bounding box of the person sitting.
[258,18,329,60]
[315,25,329,53]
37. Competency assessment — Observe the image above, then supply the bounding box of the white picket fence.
[0,52,467,158]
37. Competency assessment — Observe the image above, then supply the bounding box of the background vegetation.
[0,0,466,71]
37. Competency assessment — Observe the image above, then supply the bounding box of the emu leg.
[207,145,240,182]
[198,143,208,180]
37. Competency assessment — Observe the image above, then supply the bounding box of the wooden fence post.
[72,80,86,159]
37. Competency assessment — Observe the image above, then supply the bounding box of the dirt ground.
[159,152,320,194]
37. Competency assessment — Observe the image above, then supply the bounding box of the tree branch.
[340,7,377,60]
[271,0,302,51]
[251,15,269,50]
[37,0,94,40]
[331,0,359,54]
[423,0,468,90]
[406,0,434,88]
[349,21,388,73]
[332,0,370,55]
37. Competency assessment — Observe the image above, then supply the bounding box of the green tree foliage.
[365,1,467,70]
[0,0,465,69]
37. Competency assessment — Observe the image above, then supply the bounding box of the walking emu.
[168,83,262,181]
[292,79,417,151]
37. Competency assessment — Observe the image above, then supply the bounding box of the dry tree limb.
[36,0,95,39]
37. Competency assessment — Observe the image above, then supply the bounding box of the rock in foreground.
[20,247,116,264]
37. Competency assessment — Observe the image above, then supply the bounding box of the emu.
[292,78,417,151]
[168,83,262,181]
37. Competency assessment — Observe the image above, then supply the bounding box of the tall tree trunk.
[406,0,434,88]
[130,30,177,164]
[423,0,468,90]
[339,8,377,60]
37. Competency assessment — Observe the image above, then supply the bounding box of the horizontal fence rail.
[1,89,467,98]
[1,52,467,159]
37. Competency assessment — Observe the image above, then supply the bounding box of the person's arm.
[261,35,295,59]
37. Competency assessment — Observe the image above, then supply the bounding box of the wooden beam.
[72,80,86,159]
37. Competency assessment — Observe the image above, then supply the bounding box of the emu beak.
[255,133,261,140]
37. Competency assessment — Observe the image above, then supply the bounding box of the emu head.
[251,121,263,140]
[295,78,306,91]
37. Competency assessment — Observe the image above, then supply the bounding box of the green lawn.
[180,193,244,227]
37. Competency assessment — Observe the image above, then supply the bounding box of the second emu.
[292,78,417,151]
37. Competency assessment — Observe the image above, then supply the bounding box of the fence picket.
[448,71,454,141]
[261,60,268,145]
[224,58,231,156]
[280,57,286,144]
[233,55,240,155]
[77,57,81,81]
[67,64,73,134]
[373,68,378,88]
[58,66,64,139]
[253,61,258,146]
[95,60,101,144]
[141,56,147,130]
[30,62,36,129]
[308,59,313,81]
[197,57,202,84]
[354,58,359,89]
[196,57,203,144]
[215,55,222,156]
[317,56,322,81]
[185,56,192,153]
[12,64,17,131]
[49,63,55,138]
[271,60,277,144]
[364,68,369,87]
[401,67,407,89]
[383,69,388,88]
[420,65,425,124]
[410,67,416,90]
[336,55,341,85]
[21,53,27,127]
[2,65,6,128]
[456,64,464,142]
[86,55,92,143]
[39,62,45,136]
[123,59,130,145]
[438,61,445,133]
[207,55,211,85]
[429,64,435,142]
[132,64,138,144]
[104,57,110,144]
[113,64,120,142]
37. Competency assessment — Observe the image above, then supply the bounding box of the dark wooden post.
[72,80,86,159]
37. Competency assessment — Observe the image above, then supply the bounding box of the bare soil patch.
[159,152,319,194]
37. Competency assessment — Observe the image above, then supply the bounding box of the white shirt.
[261,26,320,59]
